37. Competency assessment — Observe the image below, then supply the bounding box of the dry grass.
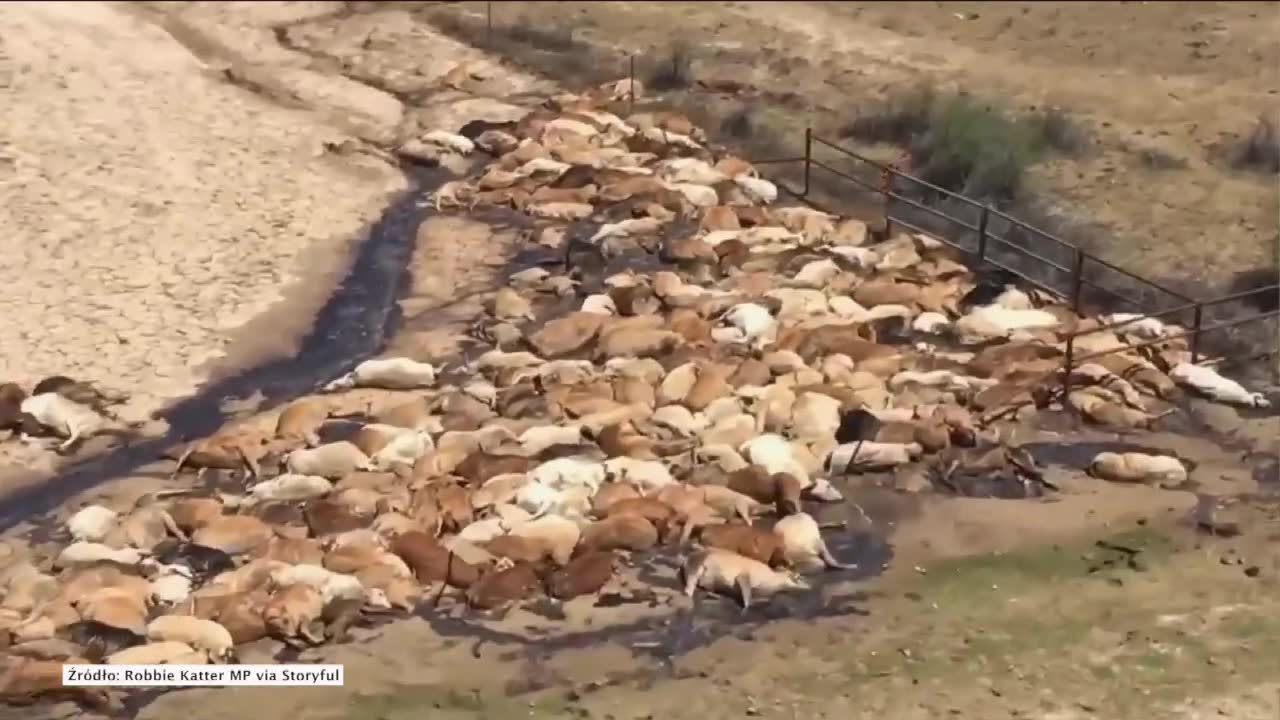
[424,9,599,82]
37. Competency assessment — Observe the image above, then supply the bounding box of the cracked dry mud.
[0,2,410,476]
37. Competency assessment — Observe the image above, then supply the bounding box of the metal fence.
[759,130,1280,388]
[430,2,1279,389]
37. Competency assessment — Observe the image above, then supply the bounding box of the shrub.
[1228,267,1280,312]
[1025,106,1091,155]
[499,22,579,53]
[842,89,1093,203]
[1135,145,1187,170]
[910,93,1042,203]
[721,104,756,139]
[840,83,934,145]
[647,39,694,90]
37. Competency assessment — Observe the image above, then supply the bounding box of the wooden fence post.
[1070,250,1086,315]
[802,128,812,198]
[883,172,894,237]
[1190,304,1204,363]
[486,2,493,47]
[976,204,990,265]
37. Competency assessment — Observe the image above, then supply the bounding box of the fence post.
[486,2,492,47]
[628,54,636,115]
[884,172,894,237]
[802,128,812,198]
[976,204,990,265]
[1070,249,1086,315]
[1190,303,1204,363]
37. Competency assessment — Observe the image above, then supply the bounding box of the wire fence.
[766,130,1279,387]
[424,2,1280,386]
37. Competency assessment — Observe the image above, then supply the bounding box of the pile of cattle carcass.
[0,376,132,455]
[1,77,1273,708]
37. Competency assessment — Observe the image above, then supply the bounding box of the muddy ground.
[2,2,1279,719]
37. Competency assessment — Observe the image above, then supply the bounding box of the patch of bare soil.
[387,215,517,362]
[0,1,406,479]
[0,1,408,408]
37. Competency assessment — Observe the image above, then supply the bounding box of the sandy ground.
[0,0,545,561]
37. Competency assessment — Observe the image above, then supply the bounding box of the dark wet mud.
[410,529,890,698]
[1020,440,1173,470]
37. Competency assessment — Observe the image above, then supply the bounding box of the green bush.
[647,39,694,90]
[911,93,1043,203]
[839,83,934,145]
[843,89,1091,203]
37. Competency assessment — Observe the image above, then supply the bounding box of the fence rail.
[762,129,1280,393]
[426,2,1276,395]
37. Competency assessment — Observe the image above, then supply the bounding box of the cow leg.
[735,575,753,612]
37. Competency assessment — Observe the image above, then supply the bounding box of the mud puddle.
[0,166,453,531]
[1019,440,1174,470]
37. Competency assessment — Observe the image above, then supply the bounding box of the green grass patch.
[916,527,1174,593]
[841,86,1091,203]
